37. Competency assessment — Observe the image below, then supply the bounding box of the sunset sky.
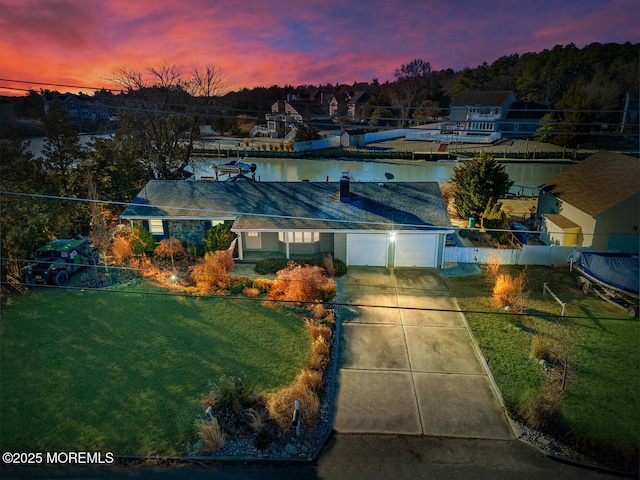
[1,0,638,96]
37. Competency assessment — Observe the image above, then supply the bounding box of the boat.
[568,250,639,317]
[212,158,257,180]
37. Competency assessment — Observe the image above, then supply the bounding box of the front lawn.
[444,265,639,460]
[0,282,310,455]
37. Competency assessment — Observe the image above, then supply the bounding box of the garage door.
[347,234,388,266]
[394,234,438,267]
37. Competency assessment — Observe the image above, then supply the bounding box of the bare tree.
[110,62,225,180]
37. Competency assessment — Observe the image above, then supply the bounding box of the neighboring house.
[120,179,453,268]
[346,91,371,119]
[266,96,334,139]
[447,91,517,134]
[504,101,550,137]
[44,93,110,124]
[0,99,17,126]
[537,151,640,253]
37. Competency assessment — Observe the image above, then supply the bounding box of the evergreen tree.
[204,223,236,252]
[451,153,513,219]
[481,200,510,242]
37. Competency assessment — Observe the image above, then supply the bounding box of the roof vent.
[340,173,351,202]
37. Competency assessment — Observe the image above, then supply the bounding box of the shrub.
[196,417,225,452]
[320,309,336,329]
[246,408,266,432]
[307,336,331,372]
[254,258,289,275]
[312,336,330,359]
[492,271,528,312]
[111,236,133,264]
[268,262,336,305]
[243,286,260,297]
[295,368,324,392]
[531,335,553,361]
[481,201,510,243]
[306,320,333,343]
[267,384,320,432]
[191,250,235,292]
[518,382,564,430]
[318,283,337,302]
[182,240,205,260]
[205,375,255,411]
[204,223,236,253]
[310,303,327,320]
[129,227,155,255]
[254,257,347,277]
[230,276,252,294]
[154,238,186,268]
[333,259,347,277]
[252,278,273,293]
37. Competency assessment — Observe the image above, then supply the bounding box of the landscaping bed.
[443,264,639,473]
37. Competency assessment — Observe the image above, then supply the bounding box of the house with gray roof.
[120,178,453,267]
[537,151,640,253]
[449,91,517,134]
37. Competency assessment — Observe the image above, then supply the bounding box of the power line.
[0,280,626,322]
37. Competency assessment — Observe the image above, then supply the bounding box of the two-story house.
[44,93,110,124]
[265,94,336,139]
[448,91,517,134]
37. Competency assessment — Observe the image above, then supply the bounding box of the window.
[279,231,318,243]
[149,219,164,235]
[247,231,259,237]
[211,220,224,227]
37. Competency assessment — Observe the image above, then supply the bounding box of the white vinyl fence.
[444,245,590,266]
[294,136,341,152]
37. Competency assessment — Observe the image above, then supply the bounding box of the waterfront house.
[120,178,453,267]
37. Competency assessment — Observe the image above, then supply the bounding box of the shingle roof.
[540,151,640,217]
[121,181,451,231]
[450,91,514,108]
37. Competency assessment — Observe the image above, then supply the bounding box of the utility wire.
[0,280,627,322]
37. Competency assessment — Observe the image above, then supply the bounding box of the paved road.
[333,267,513,440]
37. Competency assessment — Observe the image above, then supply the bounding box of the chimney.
[340,172,351,202]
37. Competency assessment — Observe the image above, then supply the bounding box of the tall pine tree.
[451,152,513,220]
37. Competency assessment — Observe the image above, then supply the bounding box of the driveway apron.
[333,267,513,440]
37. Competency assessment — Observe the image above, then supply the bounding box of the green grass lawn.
[444,265,640,451]
[0,282,311,455]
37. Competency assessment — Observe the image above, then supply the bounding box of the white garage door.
[394,234,438,267]
[347,234,388,266]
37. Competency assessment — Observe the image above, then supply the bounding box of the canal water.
[24,136,573,193]
[194,156,572,194]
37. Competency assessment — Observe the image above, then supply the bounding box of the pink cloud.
[0,0,637,96]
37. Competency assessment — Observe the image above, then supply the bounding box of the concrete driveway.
[333,267,513,440]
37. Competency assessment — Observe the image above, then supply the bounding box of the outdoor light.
[171,274,177,282]
[389,231,396,242]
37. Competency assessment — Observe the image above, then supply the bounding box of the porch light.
[389,231,396,242]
